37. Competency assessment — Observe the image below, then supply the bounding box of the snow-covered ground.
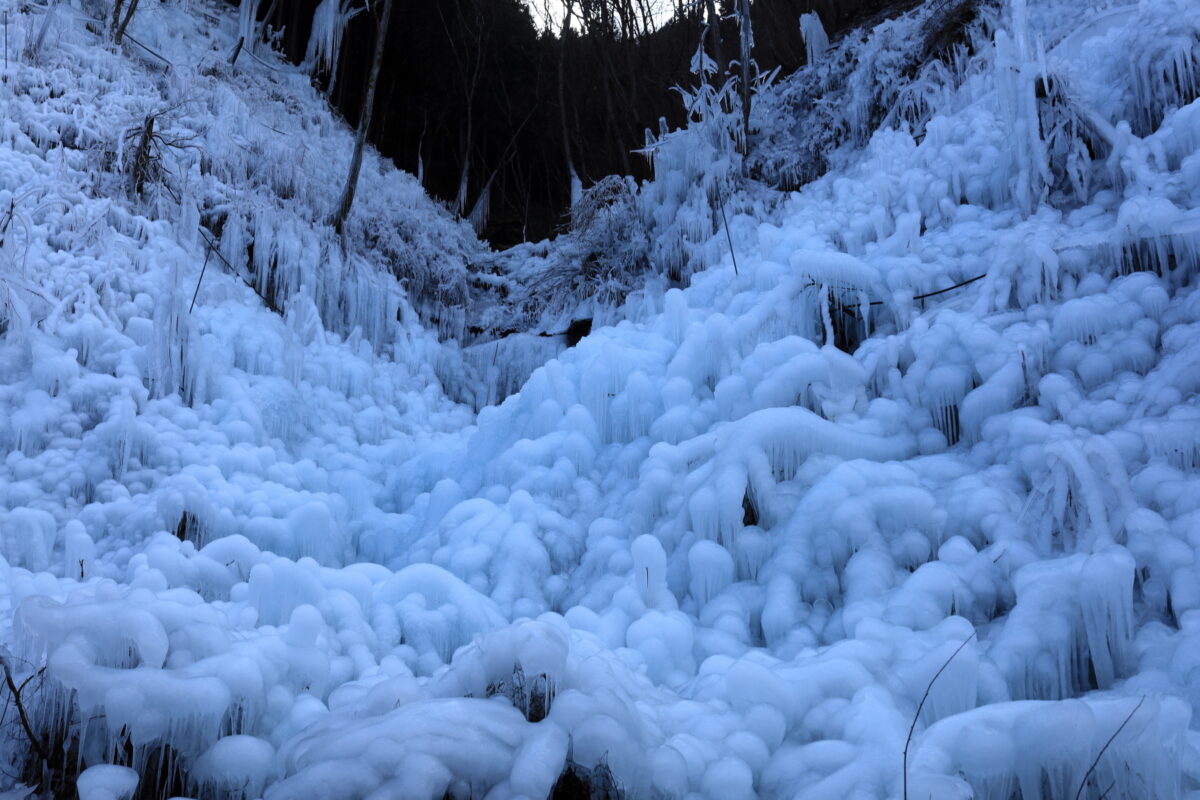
[2,0,1200,798]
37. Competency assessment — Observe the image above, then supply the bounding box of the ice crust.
[2,0,1200,798]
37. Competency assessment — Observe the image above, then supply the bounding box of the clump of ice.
[77,765,139,800]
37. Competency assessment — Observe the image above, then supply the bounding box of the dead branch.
[0,655,47,766]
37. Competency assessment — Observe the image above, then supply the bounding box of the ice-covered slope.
[3,0,1200,799]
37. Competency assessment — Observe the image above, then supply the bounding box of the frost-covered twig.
[716,187,738,276]
[229,35,245,65]
[821,272,989,314]
[190,245,211,312]
[197,227,281,313]
[903,632,977,800]
[119,29,173,68]
[27,3,55,59]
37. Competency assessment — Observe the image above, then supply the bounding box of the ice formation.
[2,0,1200,798]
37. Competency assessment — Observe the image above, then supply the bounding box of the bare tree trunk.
[704,0,723,76]
[587,29,631,178]
[737,0,752,153]
[331,0,393,233]
[558,0,580,205]
[436,0,486,216]
[113,0,140,45]
[110,0,124,38]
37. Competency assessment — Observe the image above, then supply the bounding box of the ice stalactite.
[993,550,1134,701]
[910,695,1188,800]
[305,0,356,86]
[459,334,565,411]
[924,364,973,447]
[237,0,261,54]
[799,13,828,68]
[993,0,1052,216]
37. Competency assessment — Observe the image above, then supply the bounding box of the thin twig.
[228,35,244,66]
[716,187,739,276]
[1073,697,1146,800]
[197,228,245,280]
[2,665,45,736]
[823,272,988,309]
[72,7,173,67]
[903,631,977,800]
[0,198,15,242]
[122,31,173,69]
[190,245,211,312]
[197,227,280,314]
[1,656,47,765]
[915,272,986,301]
[17,667,45,697]
[243,45,287,72]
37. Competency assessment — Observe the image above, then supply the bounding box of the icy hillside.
[3,0,1200,799]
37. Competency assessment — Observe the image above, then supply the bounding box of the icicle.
[238,0,261,53]
[1078,551,1134,688]
[910,696,1188,800]
[799,13,829,68]
[467,174,494,234]
[569,163,582,209]
[997,550,1135,701]
[924,365,972,446]
[689,540,734,608]
[453,157,470,216]
[306,0,357,83]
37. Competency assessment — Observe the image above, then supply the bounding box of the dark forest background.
[242,0,916,247]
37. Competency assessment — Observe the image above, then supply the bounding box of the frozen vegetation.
[2,0,1200,798]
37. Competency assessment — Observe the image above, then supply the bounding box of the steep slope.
[3,1,1200,799]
